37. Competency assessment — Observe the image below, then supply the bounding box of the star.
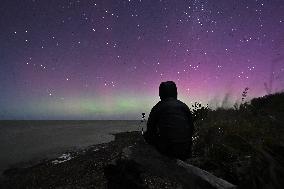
[1,0,283,119]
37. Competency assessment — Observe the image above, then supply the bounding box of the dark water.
[0,120,144,175]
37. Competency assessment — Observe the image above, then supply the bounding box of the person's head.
[159,81,177,100]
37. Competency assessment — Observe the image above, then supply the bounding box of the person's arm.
[144,104,159,144]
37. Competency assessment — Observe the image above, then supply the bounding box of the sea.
[0,120,145,175]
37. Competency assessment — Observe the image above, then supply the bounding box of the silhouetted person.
[143,81,194,160]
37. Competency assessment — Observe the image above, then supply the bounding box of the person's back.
[144,81,194,160]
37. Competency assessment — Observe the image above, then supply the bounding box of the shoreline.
[0,131,147,188]
[0,133,119,176]
[0,130,133,174]
[0,120,142,177]
[0,130,236,189]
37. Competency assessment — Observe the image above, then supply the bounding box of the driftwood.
[106,141,236,189]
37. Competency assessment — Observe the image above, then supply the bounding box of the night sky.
[0,0,283,119]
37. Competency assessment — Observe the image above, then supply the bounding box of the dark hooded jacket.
[144,81,194,159]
